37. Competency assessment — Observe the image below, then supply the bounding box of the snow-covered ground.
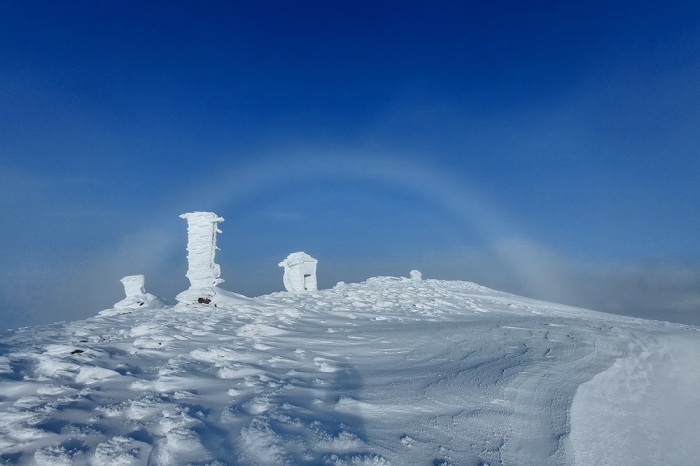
[0,277,698,465]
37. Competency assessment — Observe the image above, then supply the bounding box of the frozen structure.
[410,270,422,281]
[100,274,167,315]
[121,274,146,298]
[278,252,318,292]
[176,211,225,304]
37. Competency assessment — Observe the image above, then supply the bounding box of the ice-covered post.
[177,211,225,304]
[106,274,166,313]
[121,275,146,297]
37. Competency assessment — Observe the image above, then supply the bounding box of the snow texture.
[279,252,318,292]
[176,212,225,305]
[1,276,698,465]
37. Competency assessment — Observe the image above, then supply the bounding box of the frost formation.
[100,274,166,315]
[176,211,225,304]
[278,252,318,292]
[121,274,145,297]
[120,275,146,298]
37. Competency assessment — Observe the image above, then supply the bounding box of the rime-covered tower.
[176,211,225,304]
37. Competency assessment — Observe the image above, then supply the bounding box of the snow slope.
[0,277,698,465]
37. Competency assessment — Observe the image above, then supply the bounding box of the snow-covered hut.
[176,211,225,304]
[278,252,318,292]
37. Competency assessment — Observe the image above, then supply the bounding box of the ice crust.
[279,252,318,292]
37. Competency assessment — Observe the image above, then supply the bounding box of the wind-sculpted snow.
[0,278,698,465]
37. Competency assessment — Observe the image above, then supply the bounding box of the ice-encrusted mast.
[176,211,225,305]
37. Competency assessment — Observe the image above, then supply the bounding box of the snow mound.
[0,276,698,465]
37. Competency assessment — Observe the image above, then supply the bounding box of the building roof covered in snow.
[278,252,318,268]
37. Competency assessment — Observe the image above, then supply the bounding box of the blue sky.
[1,1,699,328]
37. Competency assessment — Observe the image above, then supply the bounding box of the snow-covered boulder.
[278,252,318,292]
[176,212,225,305]
[410,270,422,281]
[100,274,166,315]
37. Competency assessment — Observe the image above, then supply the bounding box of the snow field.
[0,277,698,465]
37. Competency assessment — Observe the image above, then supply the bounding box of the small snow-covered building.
[278,252,318,292]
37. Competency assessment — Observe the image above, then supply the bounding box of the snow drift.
[0,276,698,465]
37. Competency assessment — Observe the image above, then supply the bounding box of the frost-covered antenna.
[176,212,225,305]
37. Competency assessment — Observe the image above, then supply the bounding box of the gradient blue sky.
[1,1,699,328]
